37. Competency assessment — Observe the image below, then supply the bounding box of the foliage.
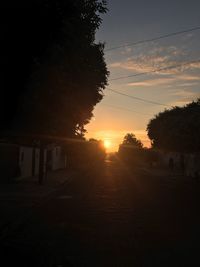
[118,133,144,166]
[122,133,143,148]
[147,99,200,152]
[1,0,109,137]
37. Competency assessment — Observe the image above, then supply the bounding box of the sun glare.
[104,140,111,149]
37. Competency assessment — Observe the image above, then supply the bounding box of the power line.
[105,26,200,52]
[101,103,152,116]
[107,88,171,107]
[108,59,200,81]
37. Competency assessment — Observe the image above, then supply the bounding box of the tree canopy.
[147,99,200,152]
[122,133,143,148]
[1,0,109,138]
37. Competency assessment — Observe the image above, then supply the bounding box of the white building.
[0,143,67,181]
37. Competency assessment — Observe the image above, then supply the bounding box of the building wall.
[161,152,180,168]
[51,146,66,170]
[0,143,66,181]
[19,147,48,178]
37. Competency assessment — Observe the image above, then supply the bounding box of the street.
[1,156,200,266]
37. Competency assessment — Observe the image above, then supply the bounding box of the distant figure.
[169,157,174,172]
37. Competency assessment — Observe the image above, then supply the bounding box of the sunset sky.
[86,0,200,152]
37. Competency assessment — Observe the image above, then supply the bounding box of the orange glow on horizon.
[86,129,151,152]
[104,140,111,150]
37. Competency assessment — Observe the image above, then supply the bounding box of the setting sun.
[104,140,111,149]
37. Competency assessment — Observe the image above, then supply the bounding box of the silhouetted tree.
[118,133,144,166]
[1,0,109,137]
[147,99,200,152]
[1,1,108,184]
[122,133,143,148]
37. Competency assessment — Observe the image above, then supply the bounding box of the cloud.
[177,74,200,81]
[177,82,199,87]
[170,89,198,97]
[126,74,200,88]
[109,44,200,77]
[121,47,134,55]
[187,61,200,69]
[109,57,177,75]
[171,100,193,106]
[127,77,175,87]
[169,89,200,106]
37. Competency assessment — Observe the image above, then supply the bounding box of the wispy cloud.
[127,77,175,87]
[177,74,200,81]
[176,82,199,87]
[169,89,200,106]
[109,44,200,77]
[170,89,198,97]
[187,61,200,69]
[109,54,170,73]
[126,74,200,88]
[121,47,134,55]
[171,100,193,106]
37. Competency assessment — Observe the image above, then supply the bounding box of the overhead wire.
[105,26,200,52]
[107,88,171,107]
[101,103,152,116]
[104,27,200,112]
[106,59,200,107]
[108,59,200,81]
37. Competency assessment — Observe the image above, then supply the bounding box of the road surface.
[1,156,200,266]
